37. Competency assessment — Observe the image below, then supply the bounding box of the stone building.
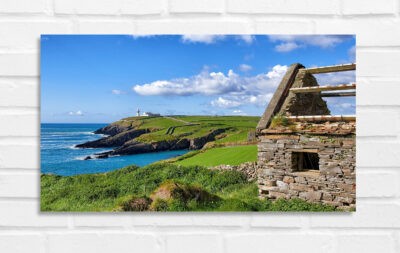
[256,63,356,210]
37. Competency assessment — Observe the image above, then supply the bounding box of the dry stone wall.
[257,133,356,210]
[211,162,258,182]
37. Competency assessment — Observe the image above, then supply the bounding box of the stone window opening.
[292,151,320,172]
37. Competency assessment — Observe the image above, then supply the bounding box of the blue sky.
[41,35,355,123]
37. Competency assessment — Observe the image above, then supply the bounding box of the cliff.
[76,115,259,158]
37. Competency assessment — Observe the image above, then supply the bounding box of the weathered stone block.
[289,183,311,192]
[283,176,295,184]
[335,196,354,205]
[264,180,277,187]
[301,191,322,201]
[262,169,278,176]
[268,191,287,199]
[288,190,299,197]
[322,166,343,175]
[342,139,355,148]
[276,180,289,190]
[307,182,325,191]
[337,182,355,192]
[322,192,334,201]
[294,176,306,183]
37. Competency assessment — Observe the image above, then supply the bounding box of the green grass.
[175,145,257,167]
[138,117,186,129]
[41,163,337,212]
[270,113,291,128]
[116,115,260,144]
[214,129,250,144]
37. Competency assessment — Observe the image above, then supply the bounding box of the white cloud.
[129,35,155,39]
[269,35,351,52]
[238,35,255,44]
[133,69,244,96]
[325,97,356,115]
[133,65,287,96]
[210,93,274,108]
[111,89,126,95]
[181,35,225,44]
[338,103,354,109]
[211,97,242,108]
[181,35,255,44]
[265,65,288,79]
[133,65,287,109]
[275,42,302,52]
[348,45,356,62]
[314,70,355,85]
[239,64,252,72]
[68,110,84,116]
[232,109,247,116]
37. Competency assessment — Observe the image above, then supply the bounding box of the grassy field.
[114,116,184,130]
[114,115,260,144]
[175,145,257,167]
[41,164,337,212]
[41,115,341,212]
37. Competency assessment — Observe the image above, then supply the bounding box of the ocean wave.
[75,155,96,161]
[42,131,96,136]
[41,143,74,148]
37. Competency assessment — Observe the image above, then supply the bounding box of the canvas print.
[41,35,356,212]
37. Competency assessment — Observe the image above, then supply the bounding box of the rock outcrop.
[94,129,226,158]
[76,129,149,148]
[94,123,131,135]
[77,120,227,158]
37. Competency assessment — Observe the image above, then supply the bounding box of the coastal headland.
[76,115,259,159]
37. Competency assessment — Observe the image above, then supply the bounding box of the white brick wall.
[0,0,399,252]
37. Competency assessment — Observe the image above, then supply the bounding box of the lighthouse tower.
[136,108,140,117]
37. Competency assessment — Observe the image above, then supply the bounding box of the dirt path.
[163,116,200,135]
[163,116,192,125]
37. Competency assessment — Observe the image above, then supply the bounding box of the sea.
[41,123,189,176]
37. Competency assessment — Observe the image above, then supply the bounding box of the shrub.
[208,170,247,192]
[150,198,169,211]
[149,180,220,211]
[270,113,290,128]
[117,196,151,211]
[266,198,337,212]
[41,164,339,212]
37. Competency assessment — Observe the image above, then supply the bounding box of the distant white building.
[142,112,161,117]
[136,108,160,117]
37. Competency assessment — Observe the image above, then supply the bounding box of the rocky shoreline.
[76,122,226,159]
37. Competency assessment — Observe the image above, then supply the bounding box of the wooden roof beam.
[304,63,356,74]
[321,91,356,97]
[290,83,356,93]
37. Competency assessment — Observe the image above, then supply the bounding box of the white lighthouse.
[136,108,140,117]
